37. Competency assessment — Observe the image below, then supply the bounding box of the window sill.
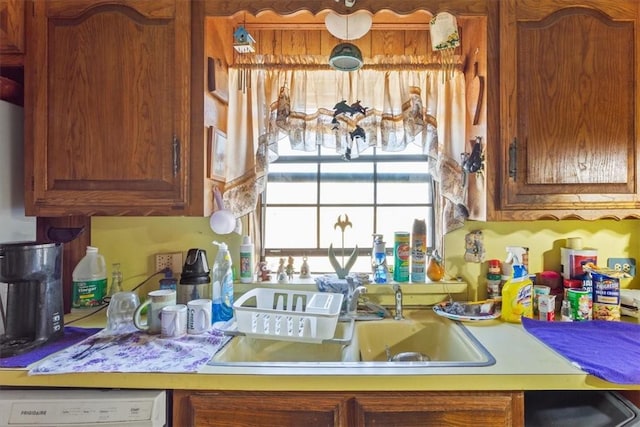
[233,279,468,307]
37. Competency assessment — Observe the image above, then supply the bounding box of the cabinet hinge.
[172,136,180,176]
[508,138,517,180]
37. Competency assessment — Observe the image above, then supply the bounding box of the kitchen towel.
[522,317,640,384]
[0,326,102,368]
[28,327,231,375]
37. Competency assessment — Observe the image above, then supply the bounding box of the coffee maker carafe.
[0,242,64,358]
[177,248,210,304]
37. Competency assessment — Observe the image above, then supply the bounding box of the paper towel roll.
[566,237,583,250]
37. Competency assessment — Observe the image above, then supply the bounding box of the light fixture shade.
[329,42,363,72]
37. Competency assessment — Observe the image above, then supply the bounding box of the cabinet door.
[25,0,191,216]
[353,391,523,427]
[0,0,24,54]
[499,0,639,218]
[173,391,352,427]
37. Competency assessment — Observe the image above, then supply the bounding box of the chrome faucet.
[346,285,367,317]
[393,283,404,320]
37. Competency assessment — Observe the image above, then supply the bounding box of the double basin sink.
[210,310,495,368]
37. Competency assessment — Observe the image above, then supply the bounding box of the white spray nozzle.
[505,246,528,265]
[212,240,228,251]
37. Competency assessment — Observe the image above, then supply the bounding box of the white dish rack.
[231,288,345,343]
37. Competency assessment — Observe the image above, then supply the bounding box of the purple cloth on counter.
[522,317,640,385]
[28,328,231,375]
[0,326,102,368]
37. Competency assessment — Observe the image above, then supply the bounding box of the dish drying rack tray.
[228,288,348,344]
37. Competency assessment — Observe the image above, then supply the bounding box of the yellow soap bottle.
[501,264,533,323]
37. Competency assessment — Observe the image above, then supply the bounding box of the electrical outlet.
[607,257,636,277]
[155,252,183,274]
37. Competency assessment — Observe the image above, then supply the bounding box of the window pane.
[266,163,318,204]
[320,162,374,204]
[266,182,318,204]
[319,207,374,249]
[264,207,317,248]
[376,206,434,249]
[377,162,430,204]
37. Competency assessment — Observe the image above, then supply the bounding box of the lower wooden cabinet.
[172,390,524,427]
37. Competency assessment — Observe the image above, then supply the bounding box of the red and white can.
[538,294,556,321]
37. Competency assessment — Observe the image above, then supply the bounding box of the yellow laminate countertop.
[1,306,639,392]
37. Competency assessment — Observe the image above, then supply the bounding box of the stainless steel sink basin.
[208,310,494,368]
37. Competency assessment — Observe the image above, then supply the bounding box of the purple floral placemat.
[28,327,231,375]
[1,327,102,368]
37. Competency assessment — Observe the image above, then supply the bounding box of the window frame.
[260,146,436,271]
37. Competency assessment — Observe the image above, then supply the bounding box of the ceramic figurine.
[299,256,311,279]
[277,258,288,284]
[256,261,271,282]
[285,256,295,281]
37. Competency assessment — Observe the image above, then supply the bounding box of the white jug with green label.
[72,246,107,308]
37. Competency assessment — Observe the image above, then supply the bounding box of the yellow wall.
[92,217,639,297]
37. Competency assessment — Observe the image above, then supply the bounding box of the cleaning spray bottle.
[501,247,533,323]
[211,241,234,323]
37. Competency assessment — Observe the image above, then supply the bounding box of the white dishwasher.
[0,389,166,427]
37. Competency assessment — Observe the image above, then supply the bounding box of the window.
[262,141,435,276]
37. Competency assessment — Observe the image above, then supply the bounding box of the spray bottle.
[504,246,529,272]
[501,247,533,323]
[211,241,234,323]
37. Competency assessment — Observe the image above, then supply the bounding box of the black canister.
[178,248,210,304]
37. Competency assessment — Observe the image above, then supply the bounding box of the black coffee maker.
[178,248,210,304]
[0,242,64,357]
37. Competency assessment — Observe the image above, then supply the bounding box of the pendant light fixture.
[325,10,372,72]
[328,42,363,71]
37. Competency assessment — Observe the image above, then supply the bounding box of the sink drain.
[385,345,430,362]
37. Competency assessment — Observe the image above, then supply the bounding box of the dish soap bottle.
[371,234,389,284]
[501,261,533,323]
[211,241,234,323]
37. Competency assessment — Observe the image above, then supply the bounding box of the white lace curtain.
[222,58,468,252]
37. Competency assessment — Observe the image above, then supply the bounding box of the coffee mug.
[187,299,212,334]
[106,291,140,332]
[133,289,176,334]
[161,304,187,338]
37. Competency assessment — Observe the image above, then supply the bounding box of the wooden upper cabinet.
[0,0,24,54]
[25,0,193,216]
[498,0,640,219]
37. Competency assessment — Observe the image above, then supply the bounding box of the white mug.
[161,304,187,338]
[133,289,176,334]
[187,299,212,334]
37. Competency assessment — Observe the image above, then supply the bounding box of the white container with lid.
[72,246,107,308]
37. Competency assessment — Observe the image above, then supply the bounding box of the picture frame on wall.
[208,127,227,180]
[207,56,229,103]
